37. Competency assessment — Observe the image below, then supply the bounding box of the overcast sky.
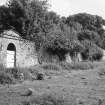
[48,0,105,19]
[0,0,105,19]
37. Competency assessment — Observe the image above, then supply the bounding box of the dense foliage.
[0,0,105,61]
[66,13,105,60]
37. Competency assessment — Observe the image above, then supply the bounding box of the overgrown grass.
[59,62,93,70]
[5,67,31,81]
[6,68,20,79]
[41,63,62,71]
[18,68,33,80]
[0,64,5,71]
[97,67,105,77]
[21,93,69,105]
[21,92,105,105]
[70,62,94,70]
[0,64,34,84]
[0,64,15,84]
[0,64,46,85]
[59,61,105,70]
[0,71,15,84]
[0,61,105,85]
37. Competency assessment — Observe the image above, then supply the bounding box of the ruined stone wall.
[0,30,38,68]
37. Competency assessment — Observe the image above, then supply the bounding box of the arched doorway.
[7,43,16,68]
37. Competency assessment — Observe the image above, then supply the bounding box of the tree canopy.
[0,1,105,61]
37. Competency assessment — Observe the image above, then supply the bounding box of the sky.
[0,0,105,19]
[48,0,105,19]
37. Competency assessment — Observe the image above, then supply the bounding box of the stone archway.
[7,43,16,68]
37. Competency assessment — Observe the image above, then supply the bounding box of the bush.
[0,65,16,84]
[2,67,34,83]
[0,65,46,84]
[36,73,44,80]
[0,71,15,84]
[41,63,62,71]
[92,52,103,61]
[20,68,32,80]
[81,40,103,61]
[5,67,31,81]
[6,68,20,79]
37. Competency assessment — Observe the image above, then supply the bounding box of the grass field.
[0,61,105,105]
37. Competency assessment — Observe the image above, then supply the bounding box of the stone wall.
[0,30,38,68]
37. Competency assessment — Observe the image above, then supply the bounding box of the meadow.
[0,61,105,105]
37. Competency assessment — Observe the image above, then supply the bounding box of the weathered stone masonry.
[0,30,38,68]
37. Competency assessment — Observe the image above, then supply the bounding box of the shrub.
[81,40,103,61]
[41,63,62,71]
[0,65,16,84]
[36,73,44,80]
[6,68,20,79]
[20,69,31,80]
[0,71,15,84]
[92,52,103,61]
[19,67,45,81]
[5,67,34,81]
[0,65,44,84]
[17,68,35,81]
[5,67,30,81]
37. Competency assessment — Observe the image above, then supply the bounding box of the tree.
[66,13,105,36]
[7,0,49,38]
[6,0,62,51]
[38,11,60,36]
[77,30,101,46]
[81,40,103,61]
[0,6,13,32]
[41,23,83,61]
[66,13,105,51]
